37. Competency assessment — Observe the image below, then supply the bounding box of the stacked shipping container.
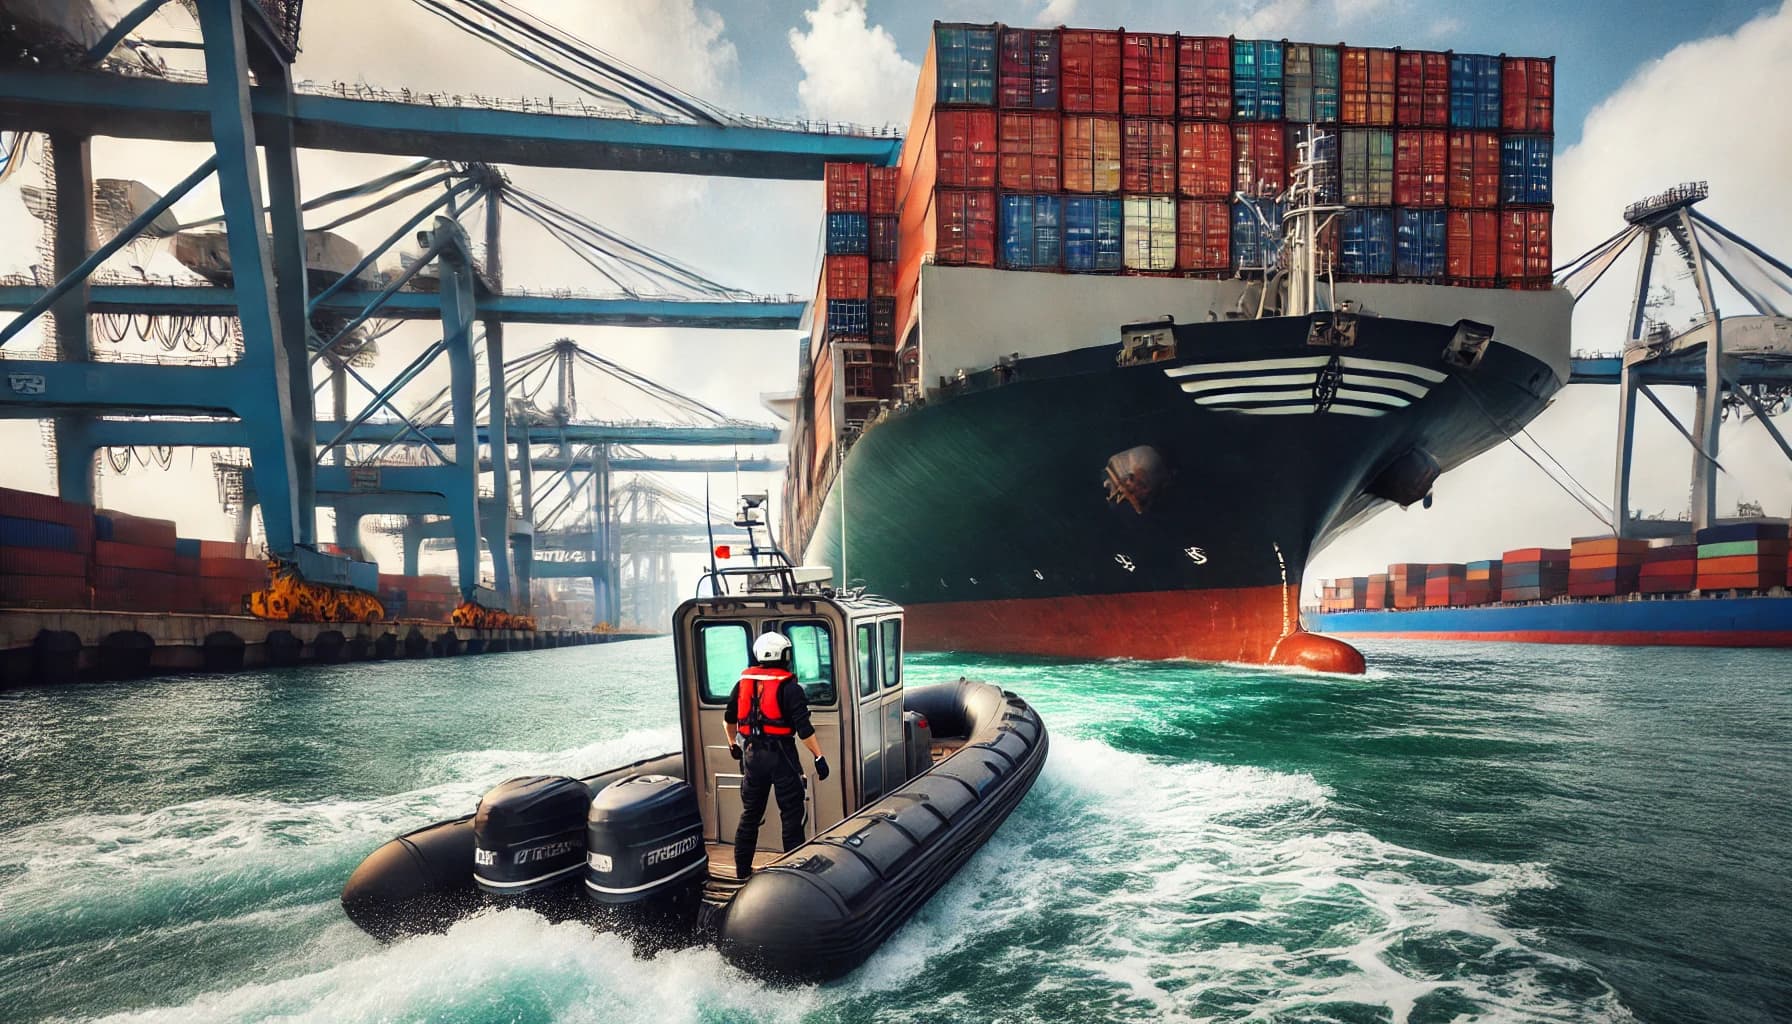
[1568,536,1648,597]
[1639,538,1698,594]
[1501,547,1568,601]
[1694,523,1790,592]
[1464,559,1502,605]
[1424,563,1468,607]
[891,21,1553,307]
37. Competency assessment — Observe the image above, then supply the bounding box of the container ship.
[1306,523,1792,646]
[780,24,1569,672]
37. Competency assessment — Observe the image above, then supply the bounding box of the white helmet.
[753,631,792,664]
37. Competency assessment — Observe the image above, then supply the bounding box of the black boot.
[735,857,754,881]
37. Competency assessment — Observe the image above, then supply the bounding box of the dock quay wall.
[0,609,655,689]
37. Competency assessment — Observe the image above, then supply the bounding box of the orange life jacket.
[737,666,795,736]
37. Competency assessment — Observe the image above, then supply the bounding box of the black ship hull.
[798,313,1559,667]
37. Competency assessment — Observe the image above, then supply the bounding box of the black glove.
[814,755,830,781]
[729,743,742,761]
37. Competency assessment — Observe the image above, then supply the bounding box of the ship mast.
[1279,127,1344,318]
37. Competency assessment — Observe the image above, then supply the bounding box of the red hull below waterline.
[903,586,1365,673]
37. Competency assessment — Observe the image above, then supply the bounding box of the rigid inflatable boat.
[341,522,1048,982]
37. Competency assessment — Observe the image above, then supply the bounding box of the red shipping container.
[1501,57,1554,133]
[1499,208,1552,283]
[824,162,869,213]
[1121,118,1176,194]
[1063,115,1121,193]
[103,512,177,548]
[935,109,997,188]
[1121,32,1176,117]
[0,487,94,533]
[1447,131,1500,208]
[998,111,1062,191]
[198,556,266,580]
[175,554,199,575]
[868,166,899,215]
[1448,210,1500,281]
[93,565,177,592]
[1395,50,1449,127]
[933,188,997,266]
[0,574,89,608]
[869,215,898,261]
[0,546,86,576]
[1177,199,1230,271]
[1177,36,1231,121]
[871,261,896,298]
[1341,47,1396,126]
[196,577,251,613]
[1232,123,1286,194]
[826,255,870,299]
[94,539,177,572]
[1061,29,1121,114]
[1177,121,1231,198]
[999,28,1060,110]
[197,539,245,559]
[1393,129,1447,207]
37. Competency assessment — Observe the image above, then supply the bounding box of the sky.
[2,0,1790,606]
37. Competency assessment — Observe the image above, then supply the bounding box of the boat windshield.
[695,619,837,707]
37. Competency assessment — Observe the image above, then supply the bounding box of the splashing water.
[2,638,1788,1022]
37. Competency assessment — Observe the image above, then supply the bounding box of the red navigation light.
[714,545,731,560]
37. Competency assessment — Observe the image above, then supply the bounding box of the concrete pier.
[0,609,658,688]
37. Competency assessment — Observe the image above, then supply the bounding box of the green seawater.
[1,639,1788,1023]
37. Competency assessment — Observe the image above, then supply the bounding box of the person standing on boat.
[725,631,830,880]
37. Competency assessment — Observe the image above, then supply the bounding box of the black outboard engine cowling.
[473,775,591,896]
[584,774,704,904]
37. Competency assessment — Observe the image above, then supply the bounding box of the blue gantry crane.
[1560,183,1792,535]
[0,0,890,621]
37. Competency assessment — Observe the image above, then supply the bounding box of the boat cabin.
[672,569,936,880]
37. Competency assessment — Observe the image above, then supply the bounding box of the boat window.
[880,619,901,689]
[697,622,750,704]
[781,621,837,707]
[857,622,878,700]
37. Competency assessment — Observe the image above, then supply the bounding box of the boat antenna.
[704,472,720,579]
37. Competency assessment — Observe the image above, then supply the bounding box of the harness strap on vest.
[738,667,795,737]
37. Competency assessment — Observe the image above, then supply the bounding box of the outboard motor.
[584,774,704,907]
[473,775,591,899]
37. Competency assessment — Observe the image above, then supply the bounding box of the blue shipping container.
[1063,197,1122,272]
[1396,208,1447,277]
[936,25,998,105]
[1231,199,1286,270]
[93,513,113,541]
[0,516,80,552]
[1449,54,1502,128]
[825,213,868,255]
[1341,208,1394,276]
[1500,135,1553,204]
[825,299,869,337]
[1232,40,1285,121]
[175,537,200,558]
[1000,194,1063,269]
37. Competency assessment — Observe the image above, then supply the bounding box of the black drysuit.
[724,671,814,876]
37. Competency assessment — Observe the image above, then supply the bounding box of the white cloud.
[1308,1,1792,589]
[1038,0,1081,24]
[788,0,917,126]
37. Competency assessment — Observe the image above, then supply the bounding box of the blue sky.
[706,0,1779,149]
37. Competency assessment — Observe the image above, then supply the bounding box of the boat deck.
[697,736,968,905]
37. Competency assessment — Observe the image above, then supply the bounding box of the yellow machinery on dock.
[249,560,385,624]
[451,602,537,631]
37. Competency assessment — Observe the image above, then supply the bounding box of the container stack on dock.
[0,488,94,609]
[1695,523,1789,592]
[378,574,461,621]
[1639,538,1698,595]
[1568,536,1647,597]
[92,511,179,612]
[1500,547,1568,601]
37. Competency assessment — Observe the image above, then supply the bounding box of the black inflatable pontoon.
[343,675,1046,981]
